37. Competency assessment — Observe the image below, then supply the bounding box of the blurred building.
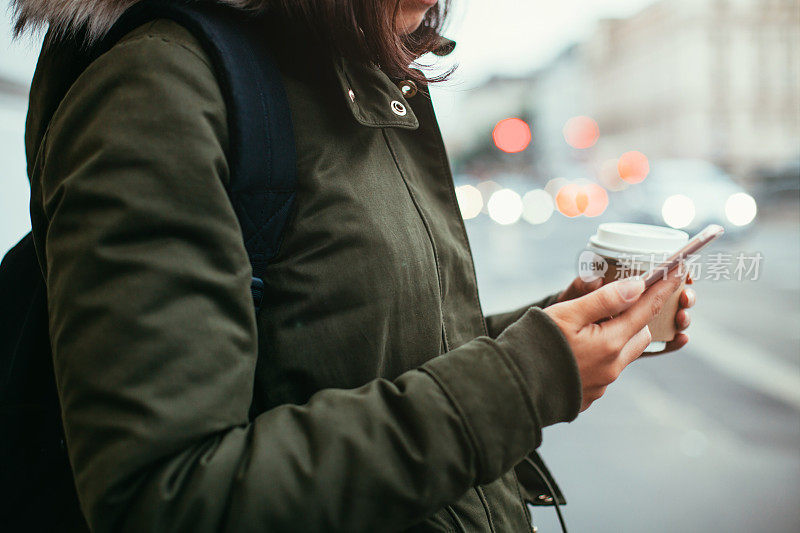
[526,45,590,179]
[0,75,28,99]
[586,0,800,181]
[452,0,800,185]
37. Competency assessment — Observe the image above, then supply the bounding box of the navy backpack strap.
[98,1,297,312]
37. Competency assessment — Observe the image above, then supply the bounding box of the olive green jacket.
[25,17,581,533]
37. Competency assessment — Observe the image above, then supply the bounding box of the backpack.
[0,1,296,529]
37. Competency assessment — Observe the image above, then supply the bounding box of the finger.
[605,268,684,340]
[564,278,646,326]
[619,325,653,367]
[641,333,689,356]
[675,309,691,330]
[679,288,696,309]
[560,276,603,303]
[685,274,694,285]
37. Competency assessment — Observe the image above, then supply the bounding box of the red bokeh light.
[618,151,650,183]
[493,118,532,153]
[563,116,600,149]
[556,182,609,218]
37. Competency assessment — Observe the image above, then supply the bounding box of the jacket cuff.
[495,307,582,428]
[484,291,561,338]
[421,307,580,483]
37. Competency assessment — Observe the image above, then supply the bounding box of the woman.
[13,0,693,531]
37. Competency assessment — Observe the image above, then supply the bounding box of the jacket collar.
[333,56,419,130]
[332,36,455,130]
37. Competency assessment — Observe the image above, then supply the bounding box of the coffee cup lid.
[587,223,688,259]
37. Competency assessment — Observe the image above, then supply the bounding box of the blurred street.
[467,204,800,532]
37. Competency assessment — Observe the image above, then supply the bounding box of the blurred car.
[752,158,800,205]
[618,159,757,237]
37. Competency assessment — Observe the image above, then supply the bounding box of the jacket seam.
[484,337,544,433]
[474,485,496,533]
[32,21,216,257]
[444,505,467,532]
[113,25,214,70]
[418,366,485,478]
[382,128,452,350]
[42,28,217,164]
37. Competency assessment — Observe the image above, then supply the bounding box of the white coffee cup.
[581,223,689,352]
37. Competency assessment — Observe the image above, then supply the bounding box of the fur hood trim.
[11,0,265,41]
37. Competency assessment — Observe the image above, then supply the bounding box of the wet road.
[466,206,800,532]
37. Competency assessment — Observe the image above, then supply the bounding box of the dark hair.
[12,0,452,83]
[262,0,453,84]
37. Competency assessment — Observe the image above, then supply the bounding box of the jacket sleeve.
[485,292,562,338]
[34,21,581,533]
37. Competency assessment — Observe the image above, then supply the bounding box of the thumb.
[562,278,646,325]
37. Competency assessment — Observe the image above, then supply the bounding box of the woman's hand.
[555,275,695,354]
[545,270,685,411]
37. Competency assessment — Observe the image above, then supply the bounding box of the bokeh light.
[555,181,609,218]
[476,180,503,213]
[582,183,609,217]
[455,185,483,220]
[662,194,696,228]
[618,151,650,183]
[563,116,600,149]
[522,189,554,224]
[487,188,523,225]
[545,177,569,198]
[492,118,532,153]
[575,190,589,212]
[598,158,629,191]
[725,193,757,226]
[555,183,583,217]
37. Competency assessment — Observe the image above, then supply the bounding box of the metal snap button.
[390,100,407,116]
[537,494,554,504]
[399,80,418,98]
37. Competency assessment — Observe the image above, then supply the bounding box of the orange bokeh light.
[575,191,589,212]
[582,183,609,217]
[492,118,532,153]
[555,183,582,217]
[563,116,600,149]
[556,182,609,218]
[618,151,650,183]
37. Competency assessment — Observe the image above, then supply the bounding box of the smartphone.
[642,224,725,288]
